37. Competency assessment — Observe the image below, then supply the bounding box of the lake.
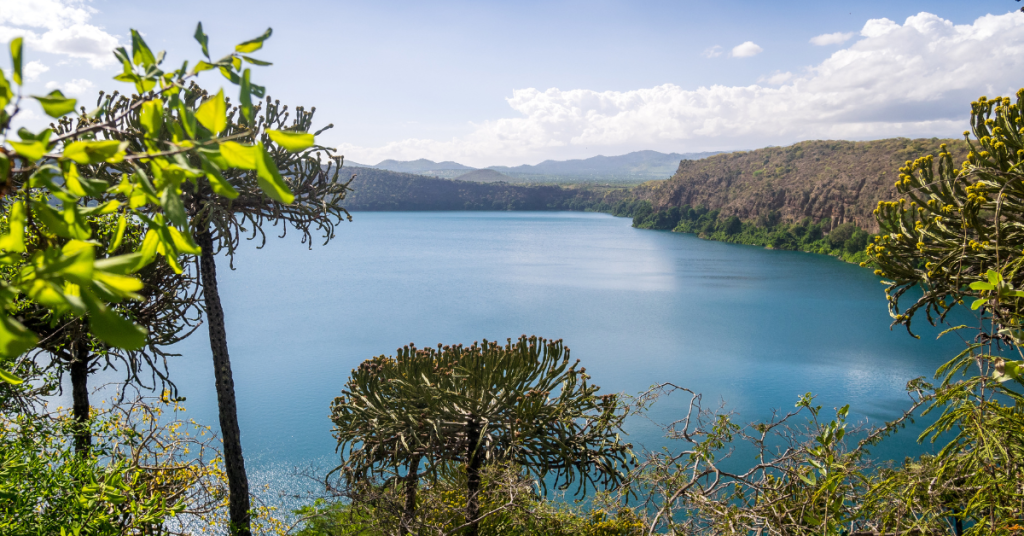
[83,211,970,502]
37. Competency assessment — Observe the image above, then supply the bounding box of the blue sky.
[1,0,1021,165]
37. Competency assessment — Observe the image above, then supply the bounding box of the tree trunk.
[70,343,91,454]
[197,227,252,536]
[465,419,483,536]
[400,454,421,535]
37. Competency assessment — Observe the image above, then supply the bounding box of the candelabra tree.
[866,91,1024,534]
[332,335,634,536]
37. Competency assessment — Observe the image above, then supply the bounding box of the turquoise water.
[125,212,969,496]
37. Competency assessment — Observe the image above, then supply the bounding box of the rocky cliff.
[632,138,969,232]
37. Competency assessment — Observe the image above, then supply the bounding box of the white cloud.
[0,0,120,68]
[810,31,855,46]
[702,45,723,58]
[759,71,792,85]
[339,12,1024,166]
[23,60,49,81]
[46,78,94,95]
[731,41,763,58]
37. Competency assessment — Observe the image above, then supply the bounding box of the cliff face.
[635,138,969,232]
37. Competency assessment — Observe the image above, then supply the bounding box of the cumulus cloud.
[702,45,723,58]
[46,78,94,95]
[759,71,793,85]
[0,0,120,68]
[730,41,764,58]
[810,31,855,46]
[340,12,1024,166]
[23,60,49,81]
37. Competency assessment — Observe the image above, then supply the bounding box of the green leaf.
[83,292,146,350]
[63,140,127,164]
[139,98,164,137]
[108,215,128,254]
[0,315,37,359]
[241,55,272,66]
[95,253,143,275]
[10,38,23,86]
[130,29,157,67]
[239,68,253,124]
[160,188,188,227]
[267,129,315,152]
[971,298,987,310]
[9,140,49,161]
[0,201,26,253]
[969,281,994,291]
[94,271,143,295]
[987,270,1001,285]
[168,226,201,255]
[59,240,96,286]
[194,89,226,135]
[255,143,295,203]
[0,150,9,189]
[194,22,210,59]
[32,90,77,118]
[201,160,239,199]
[0,367,23,385]
[192,61,217,74]
[219,141,260,169]
[235,28,272,53]
[0,69,11,109]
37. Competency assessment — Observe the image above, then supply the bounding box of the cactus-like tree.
[867,90,1024,534]
[41,29,349,534]
[332,335,633,536]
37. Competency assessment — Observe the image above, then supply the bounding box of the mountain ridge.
[342,150,721,183]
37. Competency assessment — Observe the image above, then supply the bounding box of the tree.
[47,76,350,532]
[7,211,202,453]
[864,91,1024,534]
[332,335,634,536]
[1,26,332,535]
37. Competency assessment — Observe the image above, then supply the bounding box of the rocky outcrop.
[634,138,968,232]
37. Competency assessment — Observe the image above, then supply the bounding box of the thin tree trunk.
[465,419,483,536]
[70,343,91,454]
[197,227,252,536]
[401,454,421,535]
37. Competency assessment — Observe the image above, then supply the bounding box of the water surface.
[108,212,970,495]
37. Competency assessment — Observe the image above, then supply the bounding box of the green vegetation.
[3,6,1024,536]
[330,336,633,536]
[620,199,873,263]
[0,24,335,536]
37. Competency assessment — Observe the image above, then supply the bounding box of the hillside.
[452,169,514,183]
[630,138,969,233]
[342,167,628,211]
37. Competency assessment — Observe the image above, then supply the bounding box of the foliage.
[622,200,874,264]
[619,384,915,536]
[299,463,643,536]
[0,22,330,536]
[0,26,312,380]
[330,336,634,535]
[864,89,1024,534]
[0,395,223,535]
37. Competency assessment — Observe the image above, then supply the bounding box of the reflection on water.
[72,211,972,508]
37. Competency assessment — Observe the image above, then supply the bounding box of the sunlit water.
[76,211,972,511]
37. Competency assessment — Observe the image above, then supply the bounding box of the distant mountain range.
[345,150,722,184]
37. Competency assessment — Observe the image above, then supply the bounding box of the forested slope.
[341,167,629,211]
[629,138,969,233]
